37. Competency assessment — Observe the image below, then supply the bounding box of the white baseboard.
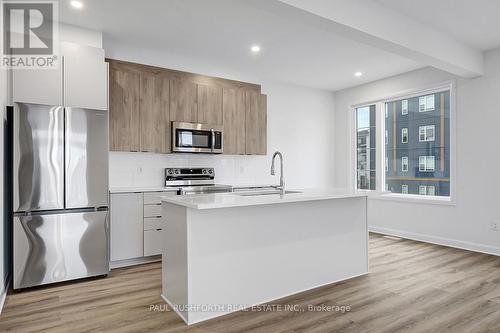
[110,255,161,269]
[369,226,500,256]
[0,274,11,315]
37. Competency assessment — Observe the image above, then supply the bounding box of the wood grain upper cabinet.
[170,79,197,123]
[223,88,246,154]
[109,66,140,152]
[140,74,170,153]
[245,91,267,155]
[197,84,222,125]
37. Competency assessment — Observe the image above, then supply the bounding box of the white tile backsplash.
[109,152,276,188]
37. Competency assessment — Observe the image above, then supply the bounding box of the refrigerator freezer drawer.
[13,210,109,289]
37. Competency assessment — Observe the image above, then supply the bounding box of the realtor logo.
[1,0,59,69]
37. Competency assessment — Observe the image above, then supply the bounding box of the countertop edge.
[161,191,368,210]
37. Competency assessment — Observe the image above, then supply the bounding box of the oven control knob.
[202,169,207,174]
[208,169,213,174]
[175,169,180,175]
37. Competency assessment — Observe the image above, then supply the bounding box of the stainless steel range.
[165,168,233,195]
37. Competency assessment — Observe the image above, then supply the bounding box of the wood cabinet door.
[110,193,144,261]
[245,91,267,155]
[140,74,170,153]
[198,84,222,125]
[109,66,140,152]
[223,88,246,154]
[170,79,197,123]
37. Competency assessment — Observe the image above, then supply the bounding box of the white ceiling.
[59,0,423,91]
[374,0,500,51]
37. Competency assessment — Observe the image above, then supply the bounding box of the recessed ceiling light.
[70,0,83,9]
[251,45,261,53]
[354,71,363,77]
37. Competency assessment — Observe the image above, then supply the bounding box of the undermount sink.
[237,190,302,197]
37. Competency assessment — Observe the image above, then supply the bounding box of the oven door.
[172,122,223,153]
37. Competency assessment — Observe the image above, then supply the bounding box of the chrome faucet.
[271,151,285,194]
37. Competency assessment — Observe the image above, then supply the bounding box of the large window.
[386,90,449,196]
[356,105,376,190]
[354,88,451,198]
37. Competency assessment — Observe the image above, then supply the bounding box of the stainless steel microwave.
[172,122,223,154]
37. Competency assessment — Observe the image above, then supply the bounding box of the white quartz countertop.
[109,186,179,194]
[161,188,367,210]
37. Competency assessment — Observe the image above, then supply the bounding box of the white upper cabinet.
[12,64,63,105]
[12,42,108,109]
[63,44,107,110]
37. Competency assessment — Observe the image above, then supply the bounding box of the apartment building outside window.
[354,87,451,198]
[401,99,408,115]
[419,125,435,142]
[419,185,436,196]
[402,128,408,143]
[419,94,435,112]
[356,105,376,190]
[419,156,435,172]
[402,156,409,172]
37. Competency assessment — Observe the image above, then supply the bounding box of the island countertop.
[160,188,367,210]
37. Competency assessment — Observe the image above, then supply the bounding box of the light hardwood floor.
[2,233,500,333]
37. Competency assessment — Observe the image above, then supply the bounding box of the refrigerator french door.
[13,103,109,289]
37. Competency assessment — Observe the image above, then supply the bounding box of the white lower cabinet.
[110,190,175,266]
[144,229,165,256]
[110,192,144,261]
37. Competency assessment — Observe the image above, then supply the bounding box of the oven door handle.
[211,128,215,153]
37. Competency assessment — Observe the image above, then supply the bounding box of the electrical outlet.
[491,220,499,231]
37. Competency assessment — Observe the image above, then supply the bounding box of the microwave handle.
[211,128,215,152]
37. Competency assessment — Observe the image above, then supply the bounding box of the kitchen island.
[160,189,368,325]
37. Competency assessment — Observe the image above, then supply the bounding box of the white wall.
[105,39,336,189]
[333,47,500,255]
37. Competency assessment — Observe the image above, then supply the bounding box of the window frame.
[401,156,409,172]
[349,81,455,204]
[419,185,436,196]
[419,94,435,112]
[419,125,435,142]
[401,99,408,115]
[419,156,435,172]
[401,184,409,194]
[401,127,408,143]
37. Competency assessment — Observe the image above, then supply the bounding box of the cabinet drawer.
[144,204,162,218]
[144,229,164,256]
[144,216,165,230]
[144,191,176,205]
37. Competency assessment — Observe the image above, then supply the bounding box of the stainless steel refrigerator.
[12,102,109,289]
